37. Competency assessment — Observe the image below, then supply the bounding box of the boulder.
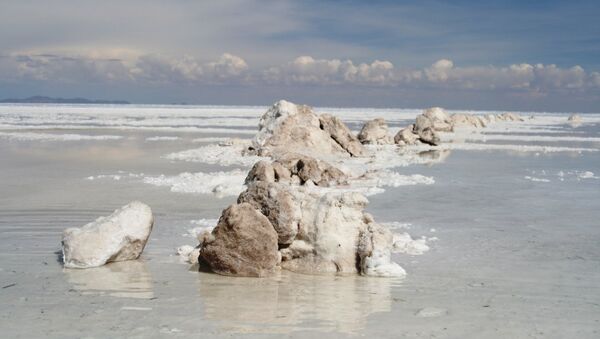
[568,114,582,122]
[450,113,487,128]
[62,201,154,269]
[251,100,363,158]
[417,127,440,146]
[423,107,453,132]
[237,181,301,245]
[319,114,366,157]
[394,125,419,145]
[199,203,279,277]
[357,118,393,145]
[245,160,275,184]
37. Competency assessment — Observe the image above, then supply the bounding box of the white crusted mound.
[62,201,154,268]
[251,100,365,158]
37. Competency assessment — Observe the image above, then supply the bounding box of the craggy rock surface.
[394,125,419,145]
[357,118,393,145]
[450,113,487,128]
[245,153,348,187]
[62,201,153,269]
[250,100,365,158]
[200,203,279,277]
[238,181,301,245]
[319,114,366,156]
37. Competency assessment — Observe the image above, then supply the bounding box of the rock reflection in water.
[196,270,400,334]
[418,149,452,164]
[64,260,154,299]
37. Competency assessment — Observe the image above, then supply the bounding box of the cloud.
[263,56,396,85]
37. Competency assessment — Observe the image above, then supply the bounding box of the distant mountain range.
[0,96,130,104]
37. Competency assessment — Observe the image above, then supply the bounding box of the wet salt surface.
[1,104,600,338]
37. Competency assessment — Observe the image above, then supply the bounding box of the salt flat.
[0,104,599,338]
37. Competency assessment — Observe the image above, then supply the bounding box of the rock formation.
[62,201,153,269]
[394,125,419,145]
[199,203,280,277]
[357,118,394,145]
[450,113,487,128]
[250,100,365,158]
[568,114,582,123]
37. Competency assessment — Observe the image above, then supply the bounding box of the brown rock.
[319,114,366,157]
[245,160,275,184]
[357,118,393,145]
[199,203,279,277]
[237,182,301,245]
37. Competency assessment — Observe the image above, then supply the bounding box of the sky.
[0,0,599,112]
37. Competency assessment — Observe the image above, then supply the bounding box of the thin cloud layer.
[0,52,598,103]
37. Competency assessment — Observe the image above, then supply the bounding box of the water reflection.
[417,150,452,164]
[196,270,401,334]
[64,260,154,299]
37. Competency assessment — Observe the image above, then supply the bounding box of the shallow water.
[1,104,599,338]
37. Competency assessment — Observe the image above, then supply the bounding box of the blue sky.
[0,0,599,111]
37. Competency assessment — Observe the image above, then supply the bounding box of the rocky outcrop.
[423,107,453,132]
[199,203,280,277]
[358,118,394,145]
[319,114,366,156]
[358,221,406,277]
[450,113,487,128]
[245,153,347,187]
[62,201,153,269]
[250,100,365,158]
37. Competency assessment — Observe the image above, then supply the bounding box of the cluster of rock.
[358,107,524,147]
[248,100,366,158]
[196,153,403,277]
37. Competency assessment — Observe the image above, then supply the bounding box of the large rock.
[62,201,154,269]
[251,100,364,158]
[357,118,393,145]
[238,181,302,245]
[496,112,524,122]
[199,203,279,277]
[319,114,366,157]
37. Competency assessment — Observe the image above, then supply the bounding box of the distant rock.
[450,113,487,128]
[250,100,365,158]
[62,201,153,268]
[200,203,280,277]
[0,95,130,105]
[357,118,394,145]
[423,107,453,132]
[496,112,524,122]
[568,114,582,122]
[394,125,420,145]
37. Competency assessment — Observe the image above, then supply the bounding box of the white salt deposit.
[165,142,266,167]
[524,176,551,183]
[145,136,181,141]
[0,131,123,141]
[142,170,247,197]
[392,232,431,255]
[408,143,598,153]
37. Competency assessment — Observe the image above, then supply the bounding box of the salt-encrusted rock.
[358,222,406,277]
[358,118,394,145]
[319,114,366,157]
[568,114,582,122]
[177,245,201,264]
[423,107,453,132]
[450,113,487,128]
[245,154,347,187]
[418,127,440,146]
[251,100,363,158]
[280,191,384,275]
[245,160,275,184]
[394,125,419,145]
[496,112,524,122]
[238,181,301,245]
[62,201,153,269]
[199,203,279,277]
